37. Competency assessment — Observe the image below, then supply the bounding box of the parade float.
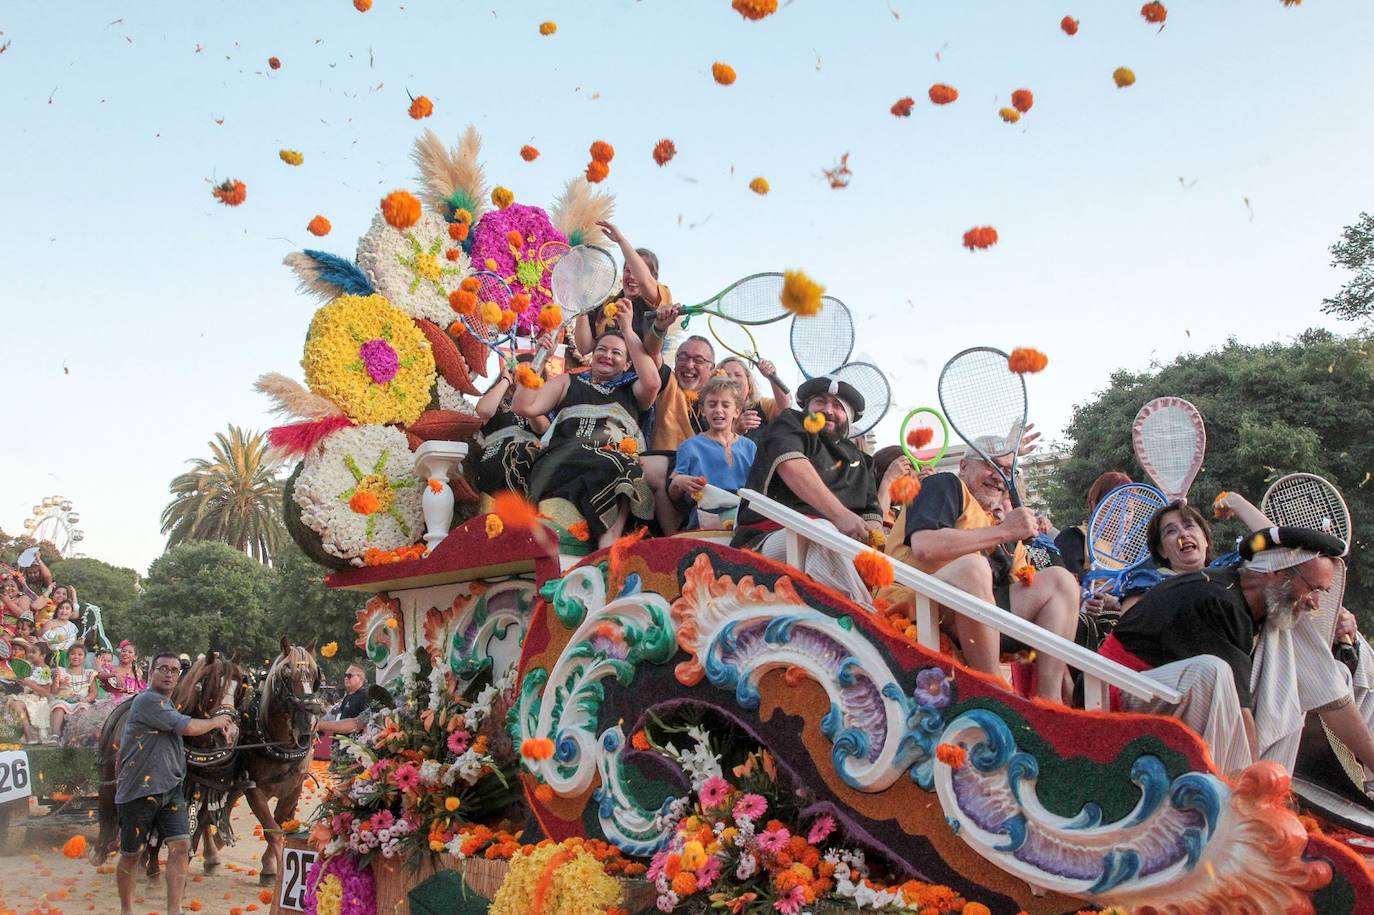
[260,129,1374,915]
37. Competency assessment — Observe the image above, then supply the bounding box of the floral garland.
[302,294,436,426]
[303,852,376,915]
[489,839,625,915]
[467,204,568,335]
[292,425,424,564]
[355,211,473,326]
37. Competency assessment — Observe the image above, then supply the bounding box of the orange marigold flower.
[537,304,563,332]
[268,56,281,70]
[514,364,544,392]
[497,309,518,332]
[63,835,87,858]
[349,491,381,515]
[803,412,826,433]
[928,83,959,105]
[732,0,778,21]
[889,476,920,505]
[671,871,698,897]
[890,96,915,117]
[586,160,610,184]
[653,138,677,166]
[485,514,504,539]
[999,107,1021,124]
[534,783,554,802]
[512,292,532,311]
[480,300,503,324]
[907,426,934,450]
[258,890,273,904]
[448,221,470,241]
[1007,347,1049,374]
[964,904,992,915]
[506,229,526,249]
[962,226,999,250]
[630,730,650,751]
[354,0,372,10]
[568,520,590,542]
[712,62,737,85]
[307,215,331,236]
[1011,88,1034,113]
[493,489,540,529]
[448,321,467,336]
[491,186,515,209]
[1060,15,1078,35]
[589,140,615,163]
[854,550,895,590]
[520,144,540,161]
[780,269,825,316]
[445,248,460,261]
[936,742,968,767]
[449,288,478,315]
[539,20,557,36]
[211,178,247,207]
[381,189,422,229]
[408,95,434,119]
[1213,491,1234,520]
[460,275,481,292]
[749,176,770,195]
[520,737,556,760]
[603,302,618,320]
[1113,66,1136,88]
[1140,2,1167,24]
[618,437,638,457]
[868,528,887,549]
[1012,563,1036,587]
[427,478,444,493]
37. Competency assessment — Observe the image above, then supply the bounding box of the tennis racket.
[898,408,950,474]
[532,245,618,371]
[937,347,1029,508]
[538,240,571,269]
[707,315,789,394]
[1262,472,1352,648]
[1079,483,1168,597]
[790,296,854,379]
[462,271,519,366]
[828,361,891,439]
[675,273,791,326]
[1132,397,1206,503]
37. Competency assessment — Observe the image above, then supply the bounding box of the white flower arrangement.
[436,377,479,415]
[293,424,424,564]
[427,661,447,711]
[656,724,723,791]
[356,211,471,325]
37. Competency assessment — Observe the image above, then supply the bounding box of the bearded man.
[732,376,882,604]
[1103,526,1351,777]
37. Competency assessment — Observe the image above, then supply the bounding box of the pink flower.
[807,814,836,845]
[699,776,730,808]
[646,849,669,882]
[369,809,395,831]
[733,793,767,822]
[447,728,471,755]
[696,855,723,889]
[774,885,805,914]
[757,827,789,853]
[393,763,420,792]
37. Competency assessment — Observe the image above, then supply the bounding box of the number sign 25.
[279,846,320,912]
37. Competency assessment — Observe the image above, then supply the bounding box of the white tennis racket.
[1262,472,1352,646]
[1132,397,1206,503]
[829,361,892,439]
[531,245,618,371]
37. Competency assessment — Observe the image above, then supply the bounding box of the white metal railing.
[736,489,1180,709]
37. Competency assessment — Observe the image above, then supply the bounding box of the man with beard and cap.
[731,375,882,604]
[1101,526,1350,778]
[879,439,1080,704]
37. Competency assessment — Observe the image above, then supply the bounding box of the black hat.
[1240,525,1348,570]
[796,375,865,420]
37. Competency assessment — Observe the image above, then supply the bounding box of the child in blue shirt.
[669,375,757,529]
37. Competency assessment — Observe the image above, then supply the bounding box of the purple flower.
[757,827,790,852]
[733,793,767,823]
[914,666,953,710]
[359,338,400,384]
[699,775,730,808]
[807,814,836,845]
[468,203,569,334]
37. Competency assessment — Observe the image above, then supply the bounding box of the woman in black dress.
[472,355,549,497]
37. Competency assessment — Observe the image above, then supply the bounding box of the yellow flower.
[749,176,770,195]
[539,20,557,35]
[680,840,707,871]
[867,528,887,548]
[319,642,339,658]
[445,796,461,811]
[1113,66,1136,88]
[301,293,436,426]
[279,148,304,166]
[803,412,826,433]
[491,186,515,209]
[385,618,398,629]
[486,514,505,538]
[998,107,1021,123]
[480,300,503,324]
[603,302,618,319]
[780,270,825,317]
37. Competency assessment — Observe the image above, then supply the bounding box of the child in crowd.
[668,376,757,530]
[40,599,79,655]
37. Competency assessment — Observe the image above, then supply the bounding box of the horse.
[93,651,253,876]
[230,638,323,886]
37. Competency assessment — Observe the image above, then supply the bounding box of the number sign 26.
[0,751,33,805]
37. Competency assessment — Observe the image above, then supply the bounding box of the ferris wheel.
[22,494,85,558]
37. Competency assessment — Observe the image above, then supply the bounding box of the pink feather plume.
[268,415,354,458]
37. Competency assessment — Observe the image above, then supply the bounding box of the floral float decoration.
[302,852,375,915]
[292,424,424,564]
[356,210,472,326]
[468,205,569,335]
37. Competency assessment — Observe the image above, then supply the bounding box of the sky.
[2,0,1372,574]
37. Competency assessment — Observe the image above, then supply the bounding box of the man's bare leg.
[934,554,1001,678]
[1009,565,1080,704]
[164,837,191,915]
[117,852,140,915]
[640,455,681,534]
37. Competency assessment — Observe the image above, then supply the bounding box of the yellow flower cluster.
[314,874,343,915]
[302,294,436,426]
[489,842,622,915]
[279,148,304,166]
[749,176,770,195]
[780,270,825,317]
[492,186,515,209]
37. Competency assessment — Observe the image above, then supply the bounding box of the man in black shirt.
[732,376,882,604]
[318,664,368,736]
[1105,526,1348,777]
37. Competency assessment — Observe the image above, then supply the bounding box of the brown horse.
[93,651,253,874]
[230,638,323,885]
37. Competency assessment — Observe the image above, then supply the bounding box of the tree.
[160,425,285,564]
[1322,212,1374,322]
[267,540,368,680]
[132,542,275,663]
[47,557,141,641]
[1043,328,1374,625]
[0,530,62,568]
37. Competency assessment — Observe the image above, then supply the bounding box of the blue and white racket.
[790,296,854,380]
[462,271,519,366]
[1080,482,1167,598]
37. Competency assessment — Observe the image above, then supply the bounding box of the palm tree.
[161,425,285,564]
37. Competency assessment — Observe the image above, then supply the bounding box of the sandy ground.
[0,763,329,915]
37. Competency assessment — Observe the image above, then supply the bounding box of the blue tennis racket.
[462,271,519,367]
[1080,482,1167,598]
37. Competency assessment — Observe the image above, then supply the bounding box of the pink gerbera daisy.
[733,793,767,822]
[393,763,420,791]
[447,728,471,755]
[807,814,836,845]
[699,776,730,808]
[774,884,805,914]
[757,827,790,852]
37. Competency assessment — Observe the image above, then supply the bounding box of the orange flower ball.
[1060,15,1079,35]
[268,56,281,70]
[653,138,677,166]
[589,140,615,163]
[380,189,422,229]
[307,215,331,236]
[586,159,610,184]
[1010,89,1033,113]
[354,0,372,10]
[520,144,540,161]
[890,96,915,117]
[408,95,434,119]
[928,83,959,105]
[712,62,737,86]
[1141,2,1167,24]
